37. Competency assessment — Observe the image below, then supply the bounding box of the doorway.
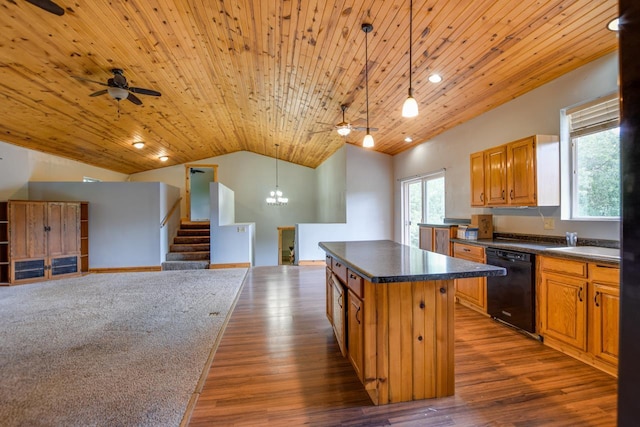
[401,171,446,247]
[278,226,295,265]
[185,164,218,222]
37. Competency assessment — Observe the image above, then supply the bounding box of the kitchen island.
[320,240,505,405]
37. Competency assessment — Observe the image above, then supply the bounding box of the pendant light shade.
[402,0,419,118]
[362,23,374,148]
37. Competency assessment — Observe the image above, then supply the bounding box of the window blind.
[567,94,620,137]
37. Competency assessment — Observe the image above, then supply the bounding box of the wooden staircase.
[162,221,210,270]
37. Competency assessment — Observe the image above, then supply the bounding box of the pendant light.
[266,144,288,205]
[401,0,419,118]
[362,23,374,148]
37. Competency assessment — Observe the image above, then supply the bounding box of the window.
[83,177,101,182]
[565,94,620,219]
[401,171,445,247]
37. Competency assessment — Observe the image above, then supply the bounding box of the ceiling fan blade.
[351,126,378,132]
[129,87,161,97]
[72,75,109,87]
[126,93,143,105]
[24,0,64,15]
[89,89,108,97]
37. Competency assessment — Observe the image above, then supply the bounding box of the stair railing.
[161,197,182,228]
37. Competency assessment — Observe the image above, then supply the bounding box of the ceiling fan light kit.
[132,142,145,149]
[362,23,374,148]
[402,0,419,118]
[107,87,129,101]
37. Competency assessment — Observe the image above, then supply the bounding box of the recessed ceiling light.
[428,74,443,83]
[607,17,619,32]
[159,156,169,162]
[404,136,413,143]
[132,142,145,149]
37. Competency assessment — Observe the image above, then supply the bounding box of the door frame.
[184,164,218,222]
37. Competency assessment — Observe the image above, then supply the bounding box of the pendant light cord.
[275,144,279,188]
[409,0,413,95]
[365,27,370,133]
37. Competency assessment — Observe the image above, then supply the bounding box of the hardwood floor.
[188,266,617,426]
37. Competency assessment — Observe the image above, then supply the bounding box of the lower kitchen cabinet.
[347,289,364,382]
[538,256,619,376]
[331,273,346,357]
[419,225,457,255]
[453,242,486,313]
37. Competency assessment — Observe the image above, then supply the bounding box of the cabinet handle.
[510,189,514,200]
[594,291,601,307]
[595,264,617,269]
[480,193,484,202]
[338,292,343,309]
[502,190,505,200]
[349,273,357,279]
[353,302,361,324]
[578,286,583,302]
[463,248,471,252]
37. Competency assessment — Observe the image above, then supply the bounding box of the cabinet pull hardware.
[480,193,484,202]
[338,293,343,309]
[463,248,470,252]
[354,304,361,324]
[510,189,514,200]
[594,291,600,307]
[349,273,356,279]
[578,286,583,302]
[439,287,446,294]
[502,190,505,199]
[595,264,617,269]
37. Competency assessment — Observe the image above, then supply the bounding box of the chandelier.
[266,144,288,205]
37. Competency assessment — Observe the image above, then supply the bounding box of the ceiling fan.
[313,104,378,137]
[24,0,65,15]
[72,68,162,105]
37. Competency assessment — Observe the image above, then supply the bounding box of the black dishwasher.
[485,248,536,334]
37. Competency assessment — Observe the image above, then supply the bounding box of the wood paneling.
[188,266,617,426]
[0,1,618,174]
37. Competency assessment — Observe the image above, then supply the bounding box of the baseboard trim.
[298,260,326,266]
[89,266,162,273]
[209,263,251,269]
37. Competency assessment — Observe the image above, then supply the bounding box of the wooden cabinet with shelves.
[452,242,487,313]
[0,202,8,284]
[419,225,457,255]
[4,200,85,285]
[80,202,89,272]
[538,256,619,376]
[470,135,559,207]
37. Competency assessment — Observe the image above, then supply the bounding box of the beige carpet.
[0,269,247,427]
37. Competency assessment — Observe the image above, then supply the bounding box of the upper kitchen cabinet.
[471,135,559,207]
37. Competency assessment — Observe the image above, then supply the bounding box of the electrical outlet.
[237,226,246,233]
[543,218,555,230]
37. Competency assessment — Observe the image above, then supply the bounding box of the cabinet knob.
[419,301,425,309]
[439,287,446,294]
[417,335,423,341]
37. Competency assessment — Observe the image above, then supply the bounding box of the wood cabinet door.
[9,201,47,259]
[62,203,81,255]
[455,276,486,309]
[46,202,65,257]
[419,226,434,251]
[484,146,508,206]
[507,137,536,205]
[434,228,452,255]
[332,276,347,357]
[470,151,485,206]
[591,282,620,366]
[539,272,588,351]
[326,267,333,324]
[348,290,364,382]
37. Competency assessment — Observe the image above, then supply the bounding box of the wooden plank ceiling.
[0,0,618,175]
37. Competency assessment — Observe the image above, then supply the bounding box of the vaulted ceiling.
[0,0,618,175]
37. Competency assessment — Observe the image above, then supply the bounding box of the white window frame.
[560,93,620,221]
[400,170,446,246]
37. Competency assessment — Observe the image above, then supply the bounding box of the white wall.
[393,52,620,242]
[297,144,394,262]
[315,146,347,223]
[0,140,128,200]
[131,150,317,266]
[29,182,180,269]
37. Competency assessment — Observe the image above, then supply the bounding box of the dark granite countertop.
[451,237,620,265]
[319,240,506,283]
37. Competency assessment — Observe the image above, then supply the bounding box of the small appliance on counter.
[457,225,479,240]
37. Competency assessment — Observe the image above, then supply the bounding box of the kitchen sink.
[545,246,620,260]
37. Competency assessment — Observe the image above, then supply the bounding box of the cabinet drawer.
[453,243,484,260]
[347,269,364,299]
[540,256,587,278]
[326,255,332,269]
[589,263,620,285]
[332,258,347,283]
